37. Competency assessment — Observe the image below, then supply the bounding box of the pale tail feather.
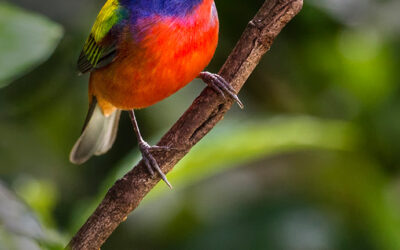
[70,100,121,164]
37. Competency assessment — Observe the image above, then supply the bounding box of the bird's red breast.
[89,0,219,115]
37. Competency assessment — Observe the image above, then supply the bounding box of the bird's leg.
[128,110,173,189]
[199,72,244,109]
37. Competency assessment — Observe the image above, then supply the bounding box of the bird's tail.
[70,98,121,164]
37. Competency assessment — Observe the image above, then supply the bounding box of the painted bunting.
[70,0,242,187]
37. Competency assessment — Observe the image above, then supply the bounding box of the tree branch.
[67,0,303,249]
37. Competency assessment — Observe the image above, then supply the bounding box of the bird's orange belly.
[90,15,219,115]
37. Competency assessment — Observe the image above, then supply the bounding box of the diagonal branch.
[67,0,303,249]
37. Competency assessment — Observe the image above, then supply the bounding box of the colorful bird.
[70,0,242,187]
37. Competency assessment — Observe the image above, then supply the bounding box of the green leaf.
[0,2,63,88]
[146,116,359,198]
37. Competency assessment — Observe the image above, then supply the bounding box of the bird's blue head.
[121,0,205,16]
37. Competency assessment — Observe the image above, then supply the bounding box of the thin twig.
[67,0,303,249]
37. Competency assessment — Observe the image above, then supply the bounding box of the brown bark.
[67,0,303,249]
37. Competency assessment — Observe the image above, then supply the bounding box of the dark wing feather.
[77,34,117,74]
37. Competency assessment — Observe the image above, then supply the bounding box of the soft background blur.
[1,0,400,249]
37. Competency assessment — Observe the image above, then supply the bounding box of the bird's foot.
[138,141,173,189]
[199,72,244,109]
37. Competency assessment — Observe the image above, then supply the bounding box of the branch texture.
[68,0,303,249]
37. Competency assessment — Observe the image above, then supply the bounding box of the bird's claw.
[138,141,173,189]
[199,72,244,109]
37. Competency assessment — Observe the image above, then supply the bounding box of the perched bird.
[70,0,242,187]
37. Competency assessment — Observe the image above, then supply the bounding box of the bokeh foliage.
[0,2,62,88]
[1,0,400,249]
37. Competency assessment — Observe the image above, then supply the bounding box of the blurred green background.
[1,0,400,249]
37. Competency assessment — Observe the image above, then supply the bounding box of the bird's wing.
[77,0,128,74]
